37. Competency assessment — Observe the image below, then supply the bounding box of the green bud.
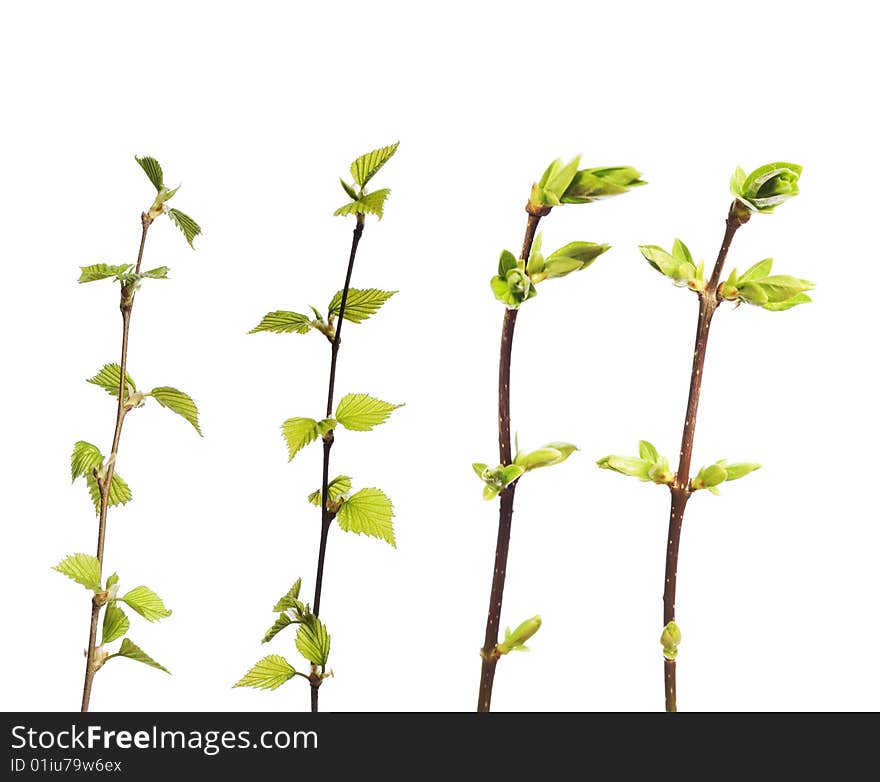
[561,166,646,204]
[497,615,542,655]
[660,621,681,660]
[597,455,652,481]
[731,162,802,213]
[648,457,674,485]
[721,462,761,481]
[515,442,577,471]
[483,483,500,501]
[737,282,769,306]
[692,463,728,490]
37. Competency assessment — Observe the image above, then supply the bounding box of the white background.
[1,1,877,712]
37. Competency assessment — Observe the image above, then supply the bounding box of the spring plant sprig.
[475,156,645,711]
[597,162,809,712]
[56,157,202,711]
[237,143,400,712]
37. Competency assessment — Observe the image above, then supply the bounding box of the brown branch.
[477,209,544,712]
[661,201,748,712]
[80,213,152,712]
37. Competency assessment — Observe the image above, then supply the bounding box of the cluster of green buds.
[691,460,760,495]
[490,250,536,307]
[731,162,802,214]
[528,156,645,209]
[718,258,814,311]
[639,239,706,292]
[596,440,674,485]
[474,441,577,500]
[496,616,542,655]
[661,621,682,661]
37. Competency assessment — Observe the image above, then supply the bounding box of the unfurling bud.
[661,621,682,660]
[730,162,802,214]
[497,615,542,655]
[515,442,577,472]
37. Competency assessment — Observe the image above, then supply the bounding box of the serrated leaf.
[334,189,390,219]
[71,441,103,482]
[140,266,170,279]
[273,578,303,612]
[308,475,352,506]
[112,638,170,674]
[166,208,201,248]
[53,553,102,591]
[121,585,172,621]
[262,613,295,644]
[135,156,164,191]
[78,264,131,284]
[281,418,319,461]
[328,289,397,323]
[87,363,136,398]
[335,393,402,432]
[102,604,130,645]
[233,655,296,690]
[85,471,132,515]
[350,142,399,187]
[296,614,331,665]
[639,440,659,462]
[337,488,395,547]
[249,311,313,335]
[150,387,202,436]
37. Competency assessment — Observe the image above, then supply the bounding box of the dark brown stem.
[661,202,747,713]
[309,216,365,713]
[477,210,543,712]
[80,214,151,712]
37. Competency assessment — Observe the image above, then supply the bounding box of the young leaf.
[149,387,202,436]
[281,418,319,461]
[135,156,164,192]
[763,293,812,311]
[755,275,814,303]
[639,440,659,462]
[596,455,652,481]
[112,638,170,674]
[71,441,103,482]
[334,189,390,219]
[296,614,331,665]
[542,242,609,279]
[340,178,358,199]
[639,246,678,278]
[262,613,295,644]
[53,553,102,592]
[335,393,403,431]
[87,363,136,398]
[308,475,352,506]
[738,257,773,283]
[328,289,397,323]
[337,487,395,547]
[249,311,313,335]
[350,142,399,187]
[723,462,761,481]
[102,604,130,645]
[166,208,201,248]
[121,586,172,621]
[140,266,170,280]
[78,264,131,284]
[273,578,303,612]
[233,655,297,690]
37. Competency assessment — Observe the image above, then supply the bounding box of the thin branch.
[80,213,152,712]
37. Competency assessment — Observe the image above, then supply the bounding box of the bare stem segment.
[477,210,543,713]
[80,214,152,712]
[310,215,365,713]
[662,202,747,712]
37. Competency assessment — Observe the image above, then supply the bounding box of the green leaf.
[337,488,396,547]
[692,463,727,490]
[639,245,678,277]
[639,441,659,462]
[135,156,164,191]
[234,655,296,690]
[755,275,814,303]
[149,387,202,436]
[544,156,581,199]
[671,239,694,267]
[85,471,132,514]
[498,249,518,277]
[596,455,652,481]
[112,638,170,674]
[273,578,303,612]
[262,613,295,644]
[308,475,352,506]
[335,393,402,432]
[736,162,803,212]
[166,208,201,248]
[340,178,358,199]
[334,189,391,219]
[87,363,136,398]
[53,553,102,592]
[296,614,331,665]
[763,293,812,311]
[106,572,119,589]
[102,605,130,645]
[77,263,131,284]
[249,311,313,335]
[738,258,773,283]
[71,441,103,482]
[121,585,172,621]
[328,289,397,323]
[730,166,747,197]
[140,266,170,280]
[542,242,609,278]
[350,142,399,187]
[723,462,761,481]
[498,464,525,486]
[738,282,769,306]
